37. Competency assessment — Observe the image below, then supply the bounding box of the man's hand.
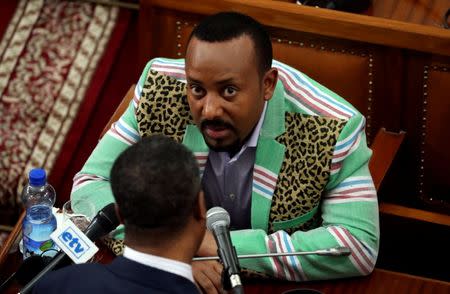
[197,229,218,256]
[194,230,224,293]
[193,260,223,294]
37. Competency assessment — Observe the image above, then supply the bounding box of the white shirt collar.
[123,246,194,283]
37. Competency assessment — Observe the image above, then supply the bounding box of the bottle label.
[22,205,58,259]
[23,235,56,258]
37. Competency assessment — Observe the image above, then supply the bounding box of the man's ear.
[263,68,278,101]
[193,190,206,222]
[114,203,124,225]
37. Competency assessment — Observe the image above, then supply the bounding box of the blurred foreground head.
[111,135,205,248]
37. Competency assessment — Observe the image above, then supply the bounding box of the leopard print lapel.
[268,113,346,234]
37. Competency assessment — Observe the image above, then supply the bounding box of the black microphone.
[206,207,243,294]
[19,203,120,294]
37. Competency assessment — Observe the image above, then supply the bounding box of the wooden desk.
[2,237,449,294]
[244,269,450,293]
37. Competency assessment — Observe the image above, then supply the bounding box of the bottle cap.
[29,168,46,186]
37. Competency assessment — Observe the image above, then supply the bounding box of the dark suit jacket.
[32,256,199,293]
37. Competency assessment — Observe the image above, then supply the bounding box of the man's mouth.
[204,125,231,140]
[201,120,234,140]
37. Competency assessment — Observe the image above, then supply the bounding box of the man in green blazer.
[72,12,379,293]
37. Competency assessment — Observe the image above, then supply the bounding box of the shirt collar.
[123,246,194,283]
[247,101,267,147]
[223,101,267,163]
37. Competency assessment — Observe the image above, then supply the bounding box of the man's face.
[185,35,274,153]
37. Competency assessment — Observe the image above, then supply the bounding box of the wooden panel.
[380,203,450,226]
[275,0,450,28]
[369,129,405,191]
[377,213,450,281]
[370,0,450,27]
[99,85,135,139]
[0,210,23,270]
[175,21,196,58]
[271,39,370,114]
[167,16,373,114]
[141,0,450,57]
[422,65,450,209]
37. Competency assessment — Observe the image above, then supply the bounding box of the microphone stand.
[193,246,351,261]
[195,247,349,294]
[19,252,69,294]
[221,269,244,294]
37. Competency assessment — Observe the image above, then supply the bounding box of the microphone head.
[333,246,351,256]
[206,206,230,231]
[98,202,120,229]
[84,203,120,240]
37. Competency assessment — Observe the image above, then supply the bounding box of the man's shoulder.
[33,257,198,294]
[33,262,110,293]
[143,57,187,81]
[48,261,107,277]
[272,60,361,121]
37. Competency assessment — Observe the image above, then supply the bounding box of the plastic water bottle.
[21,168,57,259]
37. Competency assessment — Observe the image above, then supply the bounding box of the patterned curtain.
[0,0,119,208]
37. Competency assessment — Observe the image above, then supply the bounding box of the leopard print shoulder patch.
[137,70,193,141]
[268,113,346,234]
[102,237,124,256]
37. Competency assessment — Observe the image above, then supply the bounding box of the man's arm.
[70,61,155,237]
[230,113,379,281]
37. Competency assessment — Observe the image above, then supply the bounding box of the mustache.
[200,119,234,131]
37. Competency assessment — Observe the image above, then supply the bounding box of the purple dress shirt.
[202,103,267,229]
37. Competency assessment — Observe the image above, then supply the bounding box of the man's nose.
[202,94,223,120]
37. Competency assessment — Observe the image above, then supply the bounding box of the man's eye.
[223,86,237,97]
[190,85,205,97]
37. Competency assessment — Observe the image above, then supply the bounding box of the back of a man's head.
[188,11,272,75]
[110,135,201,243]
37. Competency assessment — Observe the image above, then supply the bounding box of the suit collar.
[123,246,193,283]
[107,257,197,291]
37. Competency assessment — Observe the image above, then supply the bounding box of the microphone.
[206,207,243,294]
[19,203,120,294]
[80,202,120,240]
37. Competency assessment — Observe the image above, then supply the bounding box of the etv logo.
[58,227,91,259]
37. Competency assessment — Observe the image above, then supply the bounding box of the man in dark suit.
[33,135,205,293]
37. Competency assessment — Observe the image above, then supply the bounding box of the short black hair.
[110,135,200,236]
[188,11,272,75]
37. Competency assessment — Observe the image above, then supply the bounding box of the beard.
[205,137,241,155]
[200,119,241,155]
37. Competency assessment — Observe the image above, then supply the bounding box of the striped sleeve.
[231,113,379,281]
[70,60,155,229]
